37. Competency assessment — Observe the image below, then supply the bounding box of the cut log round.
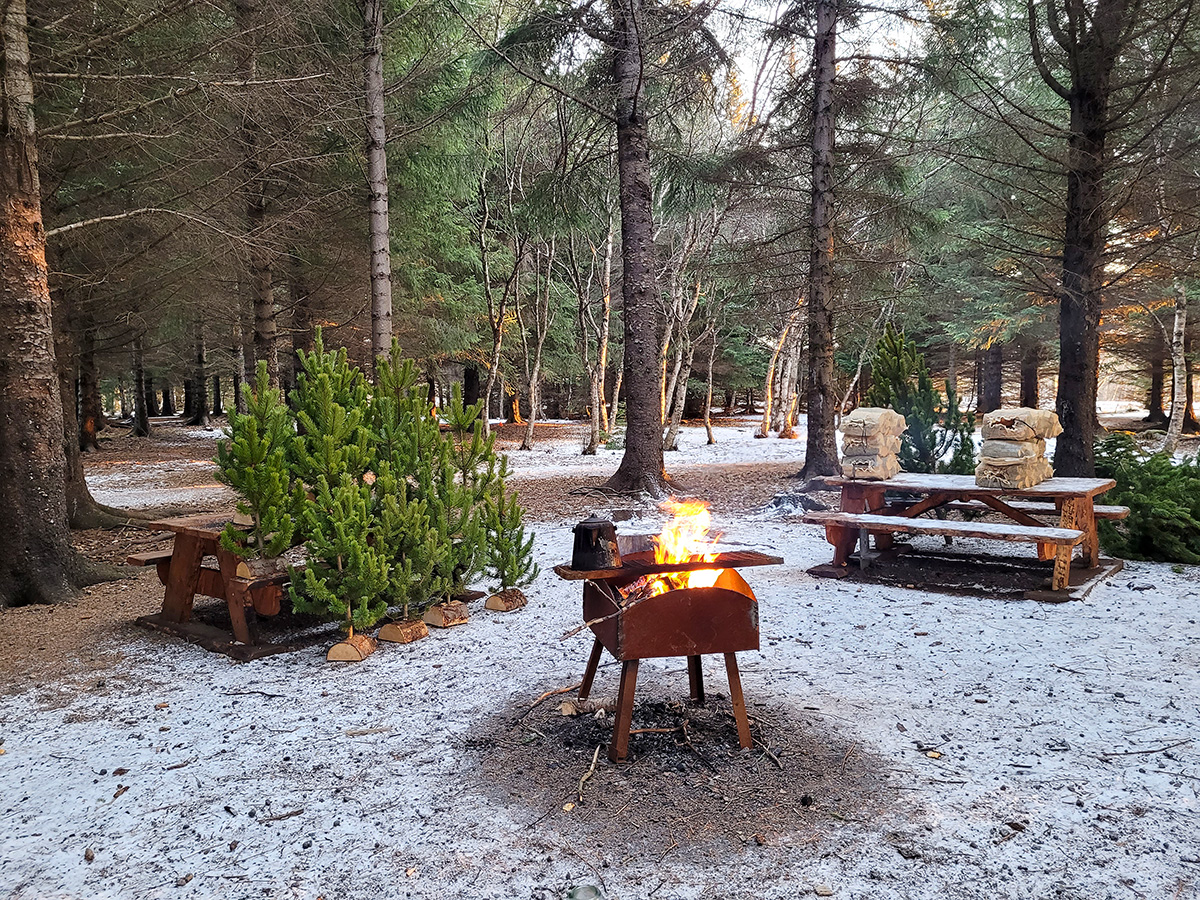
[235,557,288,580]
[484,588,527,612]
[326,633,378,662]
[377,620,429,644]
[423,600,470,628]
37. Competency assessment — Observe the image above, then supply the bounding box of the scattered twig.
[223,690,286,699]
[656,837,679,865]
[258,808,303,823]
[755,738,783,770]
[523,682,582,718]
[630,726,683,735]
[162,758,196,771]
[676,719,716,772]
[841,742,858,776]
[344,726,391,737]
[1051,664,1091,676]
[1099,739,1192,758]
[577,745,601,802]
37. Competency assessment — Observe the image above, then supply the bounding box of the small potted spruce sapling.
[483,458,539,612]
[214,362,295,596]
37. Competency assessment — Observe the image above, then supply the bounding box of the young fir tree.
[287,331,386,632]
[422,385,497,600]
[866,324,975,474]
[370,349,452,619]
[290,472,390,633]
[214,361,294,558]
[484,457,539,593]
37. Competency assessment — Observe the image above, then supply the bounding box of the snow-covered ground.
[14,420,1199,899]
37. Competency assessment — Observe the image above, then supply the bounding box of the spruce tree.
[484,457,539,592]
[866,324,975,474]
[290,472,390,632]
[215,361,294,558]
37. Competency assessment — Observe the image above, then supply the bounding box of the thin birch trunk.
[1163,282,1188,455]
[363,0,392,368]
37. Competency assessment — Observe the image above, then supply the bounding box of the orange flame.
[620,498,723,599]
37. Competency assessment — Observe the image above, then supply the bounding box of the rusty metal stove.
[555,534,782,762]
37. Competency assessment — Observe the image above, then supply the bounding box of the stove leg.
[724,653,753,750]
[687,655,705,704]
[579,637,603,701]
[609,658,640,762]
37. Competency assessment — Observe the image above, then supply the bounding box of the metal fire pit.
[555,535,782,762]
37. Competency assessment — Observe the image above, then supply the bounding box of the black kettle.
[572,515,622,570]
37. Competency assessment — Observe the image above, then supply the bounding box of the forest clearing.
[1,417,1198,900]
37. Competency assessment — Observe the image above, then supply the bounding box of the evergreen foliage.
[865,324,975,474]
[1094,433,1200,564]
[214,362,295,558]
[290,472,390,633]
[485,457,540,592]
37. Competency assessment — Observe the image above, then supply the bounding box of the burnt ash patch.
[465,674,899,862]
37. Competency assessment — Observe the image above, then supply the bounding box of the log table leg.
[579,637,604,701]
[608,659,640,762]
[160,534,205,624]
[724,652,753,750]
[687,655,705,704]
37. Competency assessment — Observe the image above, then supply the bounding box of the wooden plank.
[554,549,783,582]
[938,500,1130,519]
[147,514,233,535]
[802,511,1084,545]
[724,653,753,750]
[126,549,173,567]
[825,473,1116,498]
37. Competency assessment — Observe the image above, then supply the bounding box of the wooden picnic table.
[128,514,292,659]
[802,473,1125,594]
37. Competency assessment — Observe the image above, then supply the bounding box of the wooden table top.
[148,513,236,536]
[825,473,1116,499]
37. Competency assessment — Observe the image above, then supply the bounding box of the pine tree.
[866,324,975,474]
[290,472,390,633]
[370,348,452,618]
[484,457,539,592]
[215,361,294,558]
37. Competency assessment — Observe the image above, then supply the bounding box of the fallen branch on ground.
[577,745,601,802]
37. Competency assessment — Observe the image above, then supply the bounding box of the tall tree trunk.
[132,335,151,437]
[364,0,392,369]
[1183,320,1198,432]
[1146,327,1167,423]
[235,0,278,385]
[980,342,1003,413]
[160,381,176,416]
[463,363,481,408]
[1163,283,1188,454]
[604,0,668,496]
[946,341,958,399]
[1034,0,1131,476]
[800,0,840,478]
[78,324,101,451]
[144,371,160,417]
[758,319,792,438]
[1019,339,1039,408]
[703,334,717,445]
[1,0,99,602]
[211,374,223,416]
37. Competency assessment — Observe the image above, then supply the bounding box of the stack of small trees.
[215,331,539,660]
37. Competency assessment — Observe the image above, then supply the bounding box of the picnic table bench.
[128,514,292,660]
[802,474,1125,594]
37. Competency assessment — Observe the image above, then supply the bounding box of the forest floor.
[1,416,1198,900]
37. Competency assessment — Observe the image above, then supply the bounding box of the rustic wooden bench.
[801,510,1084,590]
[933,500,1130,520]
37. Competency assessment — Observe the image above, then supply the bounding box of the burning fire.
[620,498,724,600]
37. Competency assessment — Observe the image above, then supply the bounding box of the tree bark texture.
[1146,327,1167,423]
[1034,0,1132,476]
[980,342,1003,413]
[363,0,393,368]
[133,334,151,436]
[604,0,668,496]
[1019,338,1039,409]
[160,380,176,416]
[234,0,278,386]
[801,0,841,478]
[0,0,78,605]
[1162,282,1188,454]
